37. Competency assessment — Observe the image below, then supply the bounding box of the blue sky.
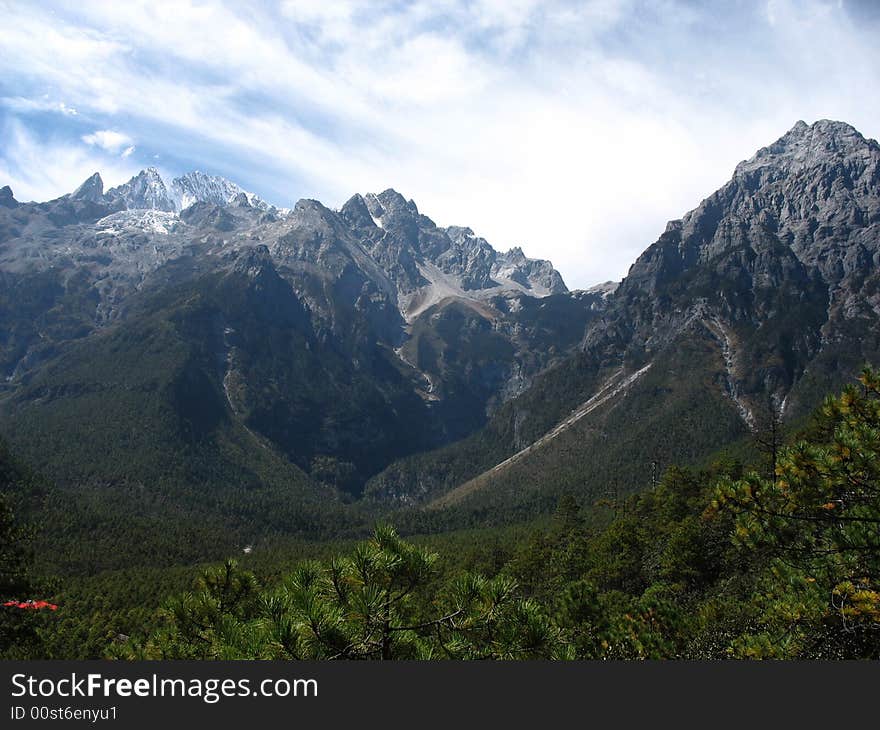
[1,0,879,288]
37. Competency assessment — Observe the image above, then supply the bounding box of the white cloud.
[0,1,878,287]
[81,129,134,154]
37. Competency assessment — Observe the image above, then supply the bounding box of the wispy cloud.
[1,95,77,116]
[0,119,139,203]
[0,0,878,286]
[82,129,134,154]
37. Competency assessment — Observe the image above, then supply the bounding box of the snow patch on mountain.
[96,209,180,236]
[402,259,562,323]
[362,193,387,229]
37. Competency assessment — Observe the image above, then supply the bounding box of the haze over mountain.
[0,119,878,562]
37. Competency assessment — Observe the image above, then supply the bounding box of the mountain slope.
[0,168,583,518]
[373,120,880,522]
[2,119,877,544]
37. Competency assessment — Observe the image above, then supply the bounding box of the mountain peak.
[71,172,104,202]
[735,119,877,176]
[372,189,419,216]
[171,170,268,212]
[106,168,175,211]
[340,193,376,229]
[0,185,16,208]
[128,167,166,186]
[95,168,270,214]
[446,225,475,240]
[627,118,880,304]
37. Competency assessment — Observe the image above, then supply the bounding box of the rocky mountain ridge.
[589,118,880,419]
[363,119,880,511]
[1,169,568,330]
[0,166,585,498]
[70,167,274,214]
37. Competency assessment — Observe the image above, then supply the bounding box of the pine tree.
[714,367,880,657]
[121,526,567,660]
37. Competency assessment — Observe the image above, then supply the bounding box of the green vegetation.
[0,442,54,659]
[378,326,749,531]
[117,526,565,660]
[2,369,879,659]
[507,366,880,658]
[713,367,880,657]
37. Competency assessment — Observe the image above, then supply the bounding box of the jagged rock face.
[626,120,880,295]
[171,171,270,212]
[438,226,496,290]
[341,190,569,327]
[178,201,238,231]
[493,245,567,294]
[106,167,176,211]
[591,119,880,420]
[55,168,276,217]
[71,173,105,203]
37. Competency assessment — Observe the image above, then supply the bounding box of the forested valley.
[3,369,878,660]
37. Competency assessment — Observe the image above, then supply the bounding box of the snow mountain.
[105,167,176,212]
[170,171,272,212]
[71,167,274,215]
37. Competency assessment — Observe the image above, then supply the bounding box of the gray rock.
[0,185,16,208]
[71,173,104,203]
[586,118,880,419]
[106,167,175,211]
